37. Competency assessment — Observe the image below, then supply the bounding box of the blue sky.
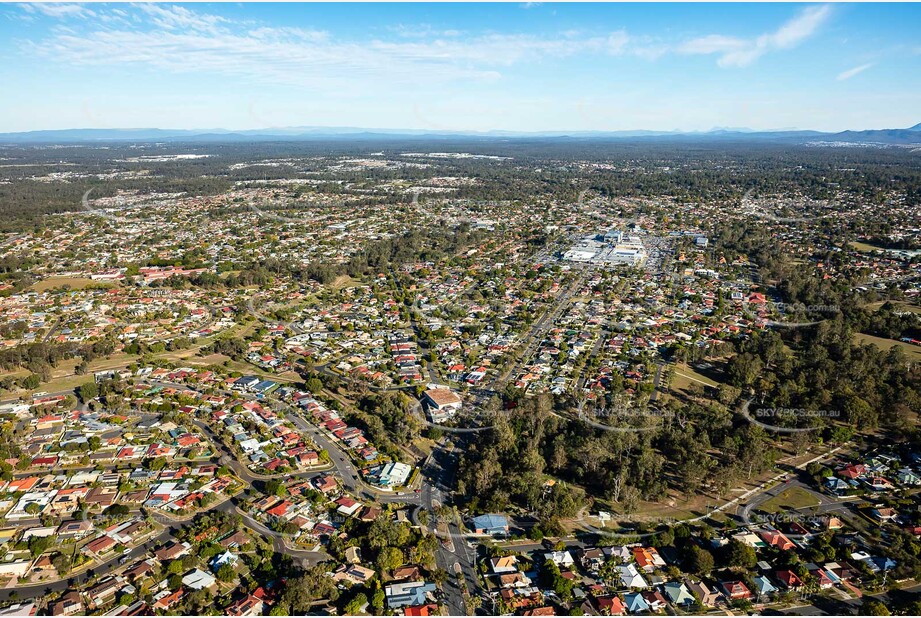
[1,2,919,133]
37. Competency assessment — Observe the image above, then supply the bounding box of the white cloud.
[136,4,226,34]
[605,30,631,55]
[679,35,748,55]
[681,4,832,67]
[18,3,94,19]
[759,5,831,49]
[20,4,640,90]
[13,1,835,98]
[836,62,873,81]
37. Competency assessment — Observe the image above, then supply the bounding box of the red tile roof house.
[154,541,191,561]
[631,547,664,572]
[146,444,172,458]
[263,458,284,472]
[225,594,264,617]
[176,434,201,448]
[266,500,292,518]
[84,535,116,556]
[404,604,439,617]
[298,451,320,467]
[760,529,796,551]
[313,475,338,493]
[776,570,805,589]
[311,522,337,538]
[335,496,362,517]
[596,595,626,615]
[838,464,867,480]
[153,588,185,611]
[810,567,835,589]
[153,588,185,610]
[720,580,752,600]
[30,456,58,468]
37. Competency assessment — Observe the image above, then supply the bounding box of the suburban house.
[471,514,509,536]
[617,564,648,589]
[687,580,720,607]
[422,388,462,423]
[385,581,437,609]
[225,595,264,617]
[662,582,695,606]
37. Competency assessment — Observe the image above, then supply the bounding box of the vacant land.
[759,487,821,514]
[30,276,113,292]
[865,300,921,314]
[855,332,921,361]
[849,240,886,253]
[671,362,721,392]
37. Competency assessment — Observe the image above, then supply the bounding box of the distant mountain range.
[1,123,920,144]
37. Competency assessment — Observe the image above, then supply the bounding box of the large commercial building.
[423,387,462,423]
[562,230,647,267]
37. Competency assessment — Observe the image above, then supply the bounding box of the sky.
[1,2,920,133]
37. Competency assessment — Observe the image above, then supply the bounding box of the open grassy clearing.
[854,332,921,361]
[849,240,886,253]
[331,274,361,290]
[670,362,720,391]
[758,487,821,514]
[865,300,921,314]
[30,276,115,292]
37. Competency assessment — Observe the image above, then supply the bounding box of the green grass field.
[854,332,921,361]
[865,301,921,314]
[30,276,115,292]
[670,363,720,391]
[759,487,821,514]
[849,240,886,253]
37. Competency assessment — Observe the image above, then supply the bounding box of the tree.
[27,536,52,558]
[724,539,757,569]
[105,504,130,517]
[343,592,368,615]
[77,382,99,402]
[306,377,323,394]
[376,546,404,573]
[264,478,286,497]
[216,564,235,583]
[687,546,715,575]
[371,589,385,612]
[22,374,40,390]
[52,552,72,575]
[416,509,430,527]
[862,600,891,616]
[280,567,340,613]
[717,384,741,405]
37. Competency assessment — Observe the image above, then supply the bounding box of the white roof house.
[379,462,412,487]
[182,568,217,591]
[618,563,649,589]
